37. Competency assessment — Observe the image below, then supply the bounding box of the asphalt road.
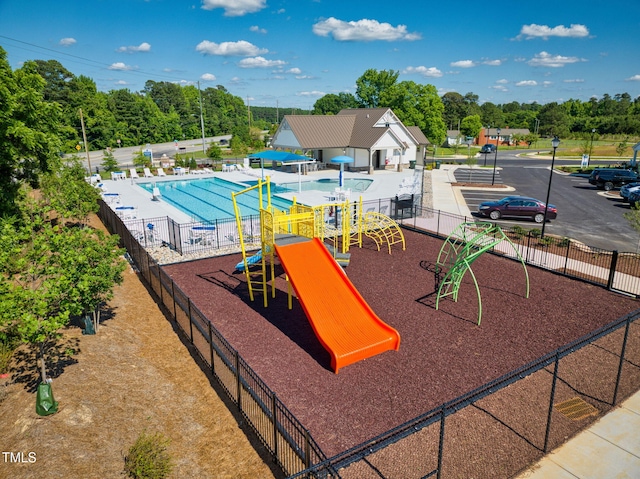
[459,152,640,252]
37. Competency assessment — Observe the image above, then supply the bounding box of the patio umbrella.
[330,156,354,188]
[248,150,309,181]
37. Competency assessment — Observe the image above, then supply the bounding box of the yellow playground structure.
[231,176,406,308]
[231,176,405,372]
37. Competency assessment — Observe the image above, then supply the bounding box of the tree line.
[6,45,637,157]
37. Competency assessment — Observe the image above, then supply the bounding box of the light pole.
[491,127,500,185]
[589,128,596,162]
[541,136,561,238]
[484,125,490,166]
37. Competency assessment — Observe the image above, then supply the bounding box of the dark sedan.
[478,196,557,223]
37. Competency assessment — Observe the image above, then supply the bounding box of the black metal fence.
[98,201,327,477]
[288,309,640,478]
[98,198,640,479]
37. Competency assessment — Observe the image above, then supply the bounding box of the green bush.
[124,432,173,479]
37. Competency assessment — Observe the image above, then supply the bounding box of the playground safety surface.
[163,228,640,476]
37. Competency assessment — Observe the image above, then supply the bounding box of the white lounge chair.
[202,168,213,174]
[157,168,167,177]
[115,206,138,220]
[129,168,140,179]
[143,167,154,178]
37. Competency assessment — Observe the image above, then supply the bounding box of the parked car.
[477,196,557,223]
[588,169,639,191]
[620,182,640,201]
[628,189,640,208]
[480,144,496,154]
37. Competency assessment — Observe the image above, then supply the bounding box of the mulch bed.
[163,229,639,462]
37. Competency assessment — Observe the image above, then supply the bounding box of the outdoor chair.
[143,167,154,178]
[157,168,167,176]
[129,168,140,179]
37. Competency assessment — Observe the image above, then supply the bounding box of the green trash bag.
[36,382,59,416]
[82,314,95,335]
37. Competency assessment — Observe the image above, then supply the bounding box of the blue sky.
[1,0,639,109]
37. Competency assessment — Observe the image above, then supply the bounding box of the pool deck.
[99,167,420,223]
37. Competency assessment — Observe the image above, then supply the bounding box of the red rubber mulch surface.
[163,229,638,458]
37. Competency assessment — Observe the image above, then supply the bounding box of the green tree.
[40,161,101,225]
[460,115,483,140]
[207,144,222,162]
[313,92,359,115]
[0,49,64,216]
[101,150,119,172]
[355,69,399,108]
[480,102,504,128]
[537,102,571,138]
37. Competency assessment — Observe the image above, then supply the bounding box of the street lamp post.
[541,136,561,238]
[484,125,490,166]
[491,127,501,185]
[589,128,596,162]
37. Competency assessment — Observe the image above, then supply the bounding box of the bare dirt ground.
[0,216,282,479]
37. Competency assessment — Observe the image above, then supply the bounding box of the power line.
[0,35,190,85]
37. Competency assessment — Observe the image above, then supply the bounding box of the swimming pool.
[273,178,373,194]
[138,177,294,222]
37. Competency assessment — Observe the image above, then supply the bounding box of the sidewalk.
[430,165,640,479]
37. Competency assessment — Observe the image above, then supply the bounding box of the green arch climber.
[435,222,529,325]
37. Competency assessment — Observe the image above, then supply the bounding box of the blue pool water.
[273,177,373,194]
[139,177,294,221]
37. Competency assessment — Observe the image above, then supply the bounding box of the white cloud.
[200,73,217,81]
[287,67,302,74]
[196,40,267,56]
[238,56,287,68]
[59,37,76,47]
[483,59,502,66]
[451,60,475,68]
[117,42,151,53]
[491,85,508,92]
[542,81,553,87]
[312,17,421,42]
[296,75,314,80]
[297,91,326,98]
[108,62,134,71]
[517,23,589,40]
[528,51,585,67]
[250,25,267,34]
[515,80,538,87]
[626,74,640,82]
[564,78,585,83]
[201,0,266,17]
[496,79,508,84]
[402,65,443,78]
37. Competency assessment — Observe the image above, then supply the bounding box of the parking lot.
[454,164,640,252]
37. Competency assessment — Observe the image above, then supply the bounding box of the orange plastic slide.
[274,237,400,373]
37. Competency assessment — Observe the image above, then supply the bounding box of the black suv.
[588,169,639,191]
[480,144,496,154]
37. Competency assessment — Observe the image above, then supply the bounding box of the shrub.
[124,432,173,479]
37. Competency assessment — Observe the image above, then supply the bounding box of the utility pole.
[197,81,206,155]
[78,108,92,173]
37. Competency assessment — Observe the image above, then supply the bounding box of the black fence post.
[436,405,446,479]
[235,351,242,410]
[544,354,560,452]
[613,318,631,405]
[272,392,279,465]
[563,242,570,275]
[188,298,193,343]
[209,321,215,375]
[607,250,619,290]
